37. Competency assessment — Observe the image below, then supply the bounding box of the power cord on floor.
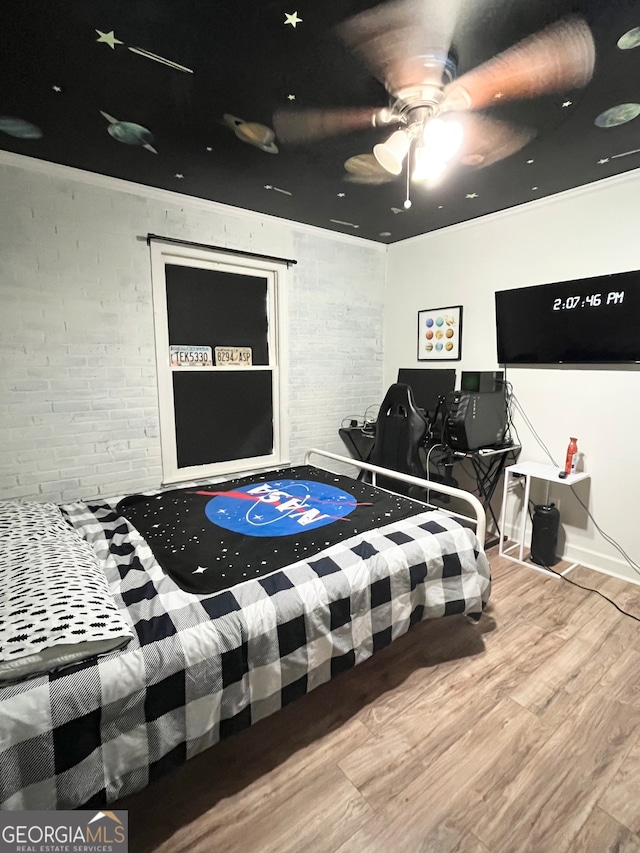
[533,559,640,624]
[522,494,640,622]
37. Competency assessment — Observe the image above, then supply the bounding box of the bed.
[0,449,490,810]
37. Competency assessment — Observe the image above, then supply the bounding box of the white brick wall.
[0,156,387,502]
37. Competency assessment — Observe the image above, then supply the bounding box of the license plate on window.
[170,345,213,367]
[214,346,253,366]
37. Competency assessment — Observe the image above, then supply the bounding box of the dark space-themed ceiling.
[1,0,640,244]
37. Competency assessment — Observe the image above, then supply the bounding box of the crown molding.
[0,150,386,252]
[390,165,640,247]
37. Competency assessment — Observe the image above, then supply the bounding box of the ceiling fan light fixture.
[373,129,411,175]
[421,118,464,161]
[411,117,463,182]
[412,148,447,182]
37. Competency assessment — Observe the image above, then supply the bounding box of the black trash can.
[530,503,560,567]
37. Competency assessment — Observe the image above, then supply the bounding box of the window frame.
[150,240,289,484]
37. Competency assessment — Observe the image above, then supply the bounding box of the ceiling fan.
[273,0,596,192]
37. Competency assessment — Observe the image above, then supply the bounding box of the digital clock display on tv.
[552,291,625,311]
[495,270,640,364]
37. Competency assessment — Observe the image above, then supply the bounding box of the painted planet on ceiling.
[344,153,394,184]
[594,103,640,128]
[100,111,157,153]
[223,114,278,153]
[618,27,640,50]
[0,117,43,139]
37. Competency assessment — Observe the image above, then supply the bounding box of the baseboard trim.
[500,523,640,587]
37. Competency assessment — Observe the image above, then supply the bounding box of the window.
[150,240,289,484]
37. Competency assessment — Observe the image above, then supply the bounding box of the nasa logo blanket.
[116,466,422,594]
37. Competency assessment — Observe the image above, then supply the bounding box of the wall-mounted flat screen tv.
[495,270,640,364]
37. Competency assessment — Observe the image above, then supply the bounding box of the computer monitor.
[396,368,457,419]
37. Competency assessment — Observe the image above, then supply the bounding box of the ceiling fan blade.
[273,107,384,144]
[441,15,595,112]
[338,0,462,94]
[452,114,535,168]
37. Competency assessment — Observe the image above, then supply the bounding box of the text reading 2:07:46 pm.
[553,291,625,311]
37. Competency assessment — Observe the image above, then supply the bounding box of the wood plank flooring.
[115,549,640,853]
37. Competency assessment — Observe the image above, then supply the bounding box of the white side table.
[499,461,590,577]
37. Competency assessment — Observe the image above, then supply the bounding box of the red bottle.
[564,437,578,477]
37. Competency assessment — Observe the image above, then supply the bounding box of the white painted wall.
[4,149,637,582]
[385,171,640,583]
[0,153,386,503]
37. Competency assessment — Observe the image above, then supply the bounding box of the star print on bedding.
[117,466,424,594]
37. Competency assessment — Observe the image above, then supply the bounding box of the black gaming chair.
[369,383,428,499]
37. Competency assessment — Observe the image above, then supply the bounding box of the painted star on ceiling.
[95,30,123,49]
[284,11,302,28]
[192,566,208,574]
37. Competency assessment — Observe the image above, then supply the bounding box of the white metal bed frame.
[304,448,487,549]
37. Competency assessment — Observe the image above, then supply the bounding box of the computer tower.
[460,370,504,393]
[445,390,507,451]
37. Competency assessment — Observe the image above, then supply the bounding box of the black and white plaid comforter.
[0,499,490,810]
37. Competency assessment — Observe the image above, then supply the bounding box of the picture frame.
[417,305,463,361]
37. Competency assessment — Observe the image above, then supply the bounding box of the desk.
[338,425,519,544]
[338,427,375,468]
[448,444,520,545]
[499,462,590,577]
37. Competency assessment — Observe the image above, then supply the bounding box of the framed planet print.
[417,305,463,361]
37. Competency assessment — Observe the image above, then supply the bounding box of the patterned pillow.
[0,501,133,684]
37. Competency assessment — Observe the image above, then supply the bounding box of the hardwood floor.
[116,549,640,853]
